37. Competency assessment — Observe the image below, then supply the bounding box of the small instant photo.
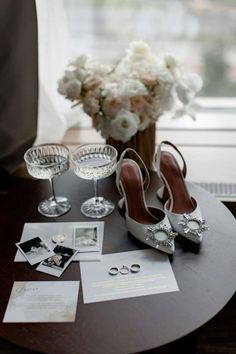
[73,226,99,253]
[36,244,78,277]
[16,236,54,266]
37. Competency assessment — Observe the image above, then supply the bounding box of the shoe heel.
[118,197,126,216]
[157,185,169,204]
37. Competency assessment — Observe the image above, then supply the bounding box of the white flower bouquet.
[58,41,202,143]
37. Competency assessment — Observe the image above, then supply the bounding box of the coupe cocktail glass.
[71,144,117,218]
[24,144,71,217]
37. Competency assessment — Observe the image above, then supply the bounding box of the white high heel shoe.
[154,141,208,244]
[116,148,177,254]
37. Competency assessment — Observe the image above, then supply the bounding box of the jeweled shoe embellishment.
[146,224,177,248]
[178,214,209,239]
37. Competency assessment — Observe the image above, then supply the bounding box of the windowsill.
[62,99,236,184]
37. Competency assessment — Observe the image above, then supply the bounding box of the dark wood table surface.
[0,171,236,354]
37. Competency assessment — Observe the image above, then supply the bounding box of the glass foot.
[81,197,114,218]
[38,197,71,217]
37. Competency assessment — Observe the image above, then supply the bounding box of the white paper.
[3,281,80,323]
[14,222,104,262]
[80,249,179,303]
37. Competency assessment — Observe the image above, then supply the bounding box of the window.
[62,0,236,184]
[64,0,236,98]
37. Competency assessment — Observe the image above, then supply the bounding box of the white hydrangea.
[101,82,120,97]
[115,41,158,77]
[117,79,148,97]
[86,61,113,77]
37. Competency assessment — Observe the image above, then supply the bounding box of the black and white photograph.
[16,237,54,265]
[36,245,78,277]
[74,227,99,253]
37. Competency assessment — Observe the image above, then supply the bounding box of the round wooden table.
[0,171,235,354]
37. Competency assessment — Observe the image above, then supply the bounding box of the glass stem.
[49,178,57,203]
[93,178,99,203]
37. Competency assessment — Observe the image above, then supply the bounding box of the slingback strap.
[154,141,187,181]
[116,148,150,196]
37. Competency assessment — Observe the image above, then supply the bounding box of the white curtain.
[35,0,78,144]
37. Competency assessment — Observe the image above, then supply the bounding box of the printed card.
[80,249,179,303]
[3,281,80,323]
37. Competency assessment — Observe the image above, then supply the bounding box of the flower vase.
[106,123,156,170]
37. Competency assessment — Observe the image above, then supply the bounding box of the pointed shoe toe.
[164,198,208,244]
[126,210,177,254]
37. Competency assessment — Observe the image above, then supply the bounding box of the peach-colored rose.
[144,95,154,104]
[140,73,157,86]
[102,96,129,118]
[83,76,101,91]
[83,93,100,117]
[130,95,146,114]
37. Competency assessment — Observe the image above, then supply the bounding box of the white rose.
[184,73,203,93]
[176,73,202,104]
[70,55,88,69]
[162,53,180,69]
[176,83,193,104]
[73,68,86,82]
[126,41,152,60]
[155,67,174,87]
[64,80,81,100]
[58,70,81,96]
[63,70,77,82]
[109,109,139,143]
[57,78,67,95]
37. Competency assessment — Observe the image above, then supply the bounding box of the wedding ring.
[108,266,119,276]
[52,234,67,243]
[119,265,130,275]
[130,264,141,273]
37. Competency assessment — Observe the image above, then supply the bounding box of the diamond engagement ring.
[119,265,130,275]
